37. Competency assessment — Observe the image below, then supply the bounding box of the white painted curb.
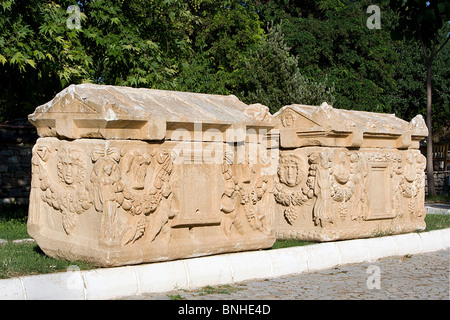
[1,228,449,300]
[425,206,450,215]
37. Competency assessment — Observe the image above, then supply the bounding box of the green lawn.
[0,205,95,279]
[423,213,450,231]
[0,205,29,241]
[0,204,449,279]
[425,195,450,204]
[0,242,94,279]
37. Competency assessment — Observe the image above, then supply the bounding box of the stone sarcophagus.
[273,102,428,241]
[27,84,276,267]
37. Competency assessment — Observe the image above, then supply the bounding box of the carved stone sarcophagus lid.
[273,102,428,241]
[28,84,276,267]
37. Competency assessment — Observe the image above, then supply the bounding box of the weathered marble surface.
[28,84,276,267]
[273,103,428,241]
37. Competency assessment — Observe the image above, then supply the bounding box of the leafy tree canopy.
[0,0,448,135]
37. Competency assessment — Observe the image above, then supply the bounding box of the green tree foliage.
[235,22,335,113]
[174,0,264,94]
[80,0,193,89]
[390,0,450,196]
[387,28,450,127]
[0,0,265,119]
[0,0,448,129]
[252,0,400,112]
[0,0,93,119]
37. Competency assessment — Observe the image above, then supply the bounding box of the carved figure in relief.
[125,151,152,190]
[281,110,295,127]
[34,145,91,234]
[399,152,426,217]
[349,153,369,221]
[330,152,354,220]
[315,151,367,223]
[415,153,426,217]
[221,151,240,234]
[274,153,313,225]
[89,143,124,244]
[220,150,270,236]
[121,149,175,245]
[29,146,49,224]
[310,151,333,227]
[392,154,404,218]
[278,154,304,187]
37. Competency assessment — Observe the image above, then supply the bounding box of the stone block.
[366,236,398,261]
[441,228,450,248]
[8,188,23,197]
[1,150,14,156]
[27,84,276,267]
[419,229,446,252]
[273,103,428,241]
[393,233,423,255]
[336,238,370,264]
[7,156,20,164]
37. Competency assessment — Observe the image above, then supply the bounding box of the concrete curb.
[425,205,450,215]
[1,228,449,300]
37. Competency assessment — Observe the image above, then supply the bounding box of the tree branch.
[430,36,437,61]
[434,35,450,57]
[419,33,429,62]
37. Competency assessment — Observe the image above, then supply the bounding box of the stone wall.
[0,120,38,205]
[425,170,450,196]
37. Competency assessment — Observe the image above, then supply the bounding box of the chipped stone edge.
[1,228,449,300]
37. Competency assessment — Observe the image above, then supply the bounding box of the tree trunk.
[425,60,437,196]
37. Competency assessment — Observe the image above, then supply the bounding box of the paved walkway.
[122,249,449,300]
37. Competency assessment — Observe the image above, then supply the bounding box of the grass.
[0,204,29,241]
[0,242,94,279]
[425,195,450,203]
[0,204,94,279]
[423,213,450,231]
[167,294,185,300]
[193,284,244,296]
[271,239,314,249]
[167,284,245,300]
[0,204,449,279]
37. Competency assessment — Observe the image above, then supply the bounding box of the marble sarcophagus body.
[27,84,277,267]
[273,103,428,241]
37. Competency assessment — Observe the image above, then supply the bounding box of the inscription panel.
[366,163,393,220]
